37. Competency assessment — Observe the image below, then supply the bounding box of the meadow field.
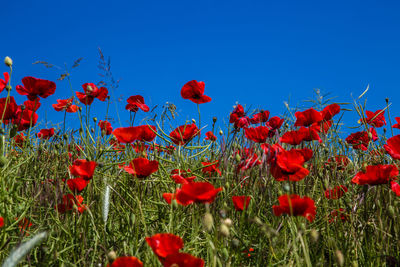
[0,56,400,267]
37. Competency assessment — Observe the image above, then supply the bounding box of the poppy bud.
[367,132,373,139]
[213,117,217,123]
[310,229,319,243]
[203,212,214,232]
[20,105,25,111]
[0,156,7,167]
[283,183,290,192]
[334,250,344,266]
[253,217,263,225]
[79,107,82,112]
[63,133,68,140]
[232,238,240,247]
[383,128,387,134]
[219,130,223,136]
[191,118,196,124]
[388,205,396,218]
[91,128,95,133]
[4,56,12,67]
[235,153,241,162]
[107,251,117,263]
[93,117,97,123]
[386,98,389,103]
[219,224,230,237]
[222,218,233,227]
[5,85,11,92]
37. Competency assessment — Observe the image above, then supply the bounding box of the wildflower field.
[0,55,400,267]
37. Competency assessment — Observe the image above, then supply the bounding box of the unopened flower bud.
[5,85,11,92]
[235,153,241,162]
[4,56,12,67]
[191,118,196,124]
[335,250,344,266]
[310,229,319,243]
[222,218,233,227]
[219,224,230,237]
[219,130,223,136]
[212,117,217,123]
[20,105,25,111]
[203,212,214,232]
[93,117,98,123]
[107,251,117,263]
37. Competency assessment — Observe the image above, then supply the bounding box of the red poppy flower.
[250,110,270,124]
[76,83,108,105]
[163,253,205,267]
[56,194,87,214]
[272,194,316,222]
[235,148,261,172]
[329,208,349,223]
[229,104,245,124]
[16,76,56,101]
[326,155,350,170]
[67,178,90,193]
[17,217,32,235]
[108,256,143,267]
[181,80,211,104]
[294,108,323,127]
[0,72,9,93]
[317,120,333,134]
[146,233,184,259]
[280,127,321,145]
[384,135,400,160]
[113,125,157,143]
[321,103,340,121]
[267,116,284,130]
[325,185,348,199]
[0,96,18,121]
[0,217,4,228]
[363,110,386,128]
[170,124,199,145]
[201,160,222,176]
[205,131,217,141]
[352,164,398,185]
[14,133,26,147]
[170,169,196,184]
[69,159,97,180]
[232,196,251,211]
[37,128,55,139]
[123,158,159,178]
[270,149,310,182]
[125,95,150,112]
[393,117,400,129]
[12,107,38,131]
[345,128,377,151]
[175,182,222,205]
[52,98,78,113]
[99,120,113,135]
[391,181,400,196]
[244,126,270,143]
[162,192,192,205]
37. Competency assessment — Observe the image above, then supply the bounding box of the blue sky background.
[2,0,400,135]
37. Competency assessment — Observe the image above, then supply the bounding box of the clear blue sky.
[2,0,400,134]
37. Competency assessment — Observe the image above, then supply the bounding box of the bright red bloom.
[229,104,245,124]
[345,128,377,151]
[384,135,400,160]
[67,178,90,193]
[76,83,108,105]
[364,109,386,128]
[170,124,199,145]
[391,181,400,196]
[235,148,261,172]
[205,131,217,141]
[16,76,56,101]
[270,149,310,182]
[99,120,113,135]
[272,194,316,222]
[14,133,26,147]
[325,185,348,199]
[280,127,321,145]
[321,103,340,121]
[12,107,38,131]
[181,80,211,104]
[393,117,400,129]
[352,164,398,185]
[0,96,18,121]
[163,253,205,267]
[267,116,284,130]
[125,95,150,112]
[232,196,251,211]
[69,159,97,180]
[170,169,196,184]
[0,217,3,228]
[201,160,222,176]
[23,99,41,111]
[113,125,157,143]
[175,182,222,205]
[146,233,184,259]
[294,108,323,127]
[123,158,159,178]
[52,98,78,113]
[0,72,9,93]
[162,192,191,205]
[250,110,270,124]
[37,128,55,139]
[244,126,270,143]
[56,194,87,214]
[108,256,143,267]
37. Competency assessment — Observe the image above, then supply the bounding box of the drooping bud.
[4,56,12,67]
[203,212,214,232]
[212,117,217,123]
[335,250,344,266]
[219,224,230,237]
[107,251,117,263]
[222,218,233,227]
